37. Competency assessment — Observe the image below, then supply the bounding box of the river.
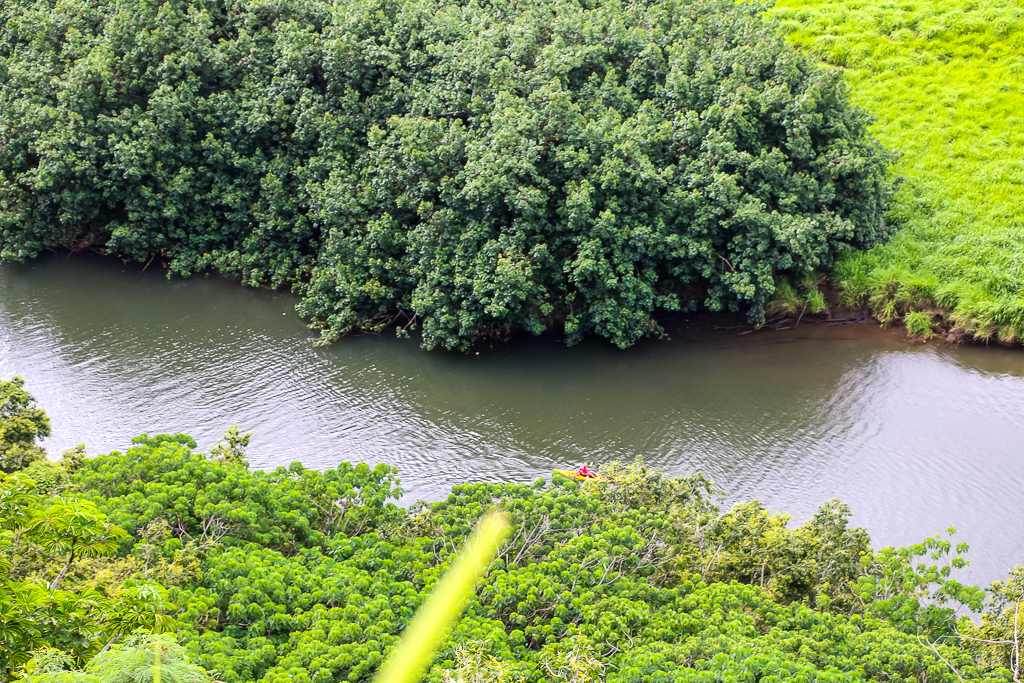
[2,254,1023,587]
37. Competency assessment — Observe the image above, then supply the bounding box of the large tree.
[0,0,895,349]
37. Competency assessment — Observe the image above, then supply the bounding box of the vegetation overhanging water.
[3,0,1024,677]
[2,255,1023,591]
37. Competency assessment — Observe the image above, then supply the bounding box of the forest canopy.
[1,380,1021,682]
[2,434,1015,683]
[0,0,895,349]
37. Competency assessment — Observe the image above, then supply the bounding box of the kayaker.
[576,462,597,478]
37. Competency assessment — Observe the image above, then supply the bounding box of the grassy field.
[770,0,1024,342]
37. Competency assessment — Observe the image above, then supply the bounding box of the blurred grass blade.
[374,510,511,683]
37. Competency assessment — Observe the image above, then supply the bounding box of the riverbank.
[715,292,996,348]
[5,254,1024,587]
[0,0,898,351]
[3,438,1013,682]
[770,0,1024,346]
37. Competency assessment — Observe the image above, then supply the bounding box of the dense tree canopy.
[1,388,1018,683]
[0,0,895,349]
[4,428,1014,683]
[1,382,1014,680]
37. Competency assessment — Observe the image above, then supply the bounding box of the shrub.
[904,309,938,338]
[0,0,896,350]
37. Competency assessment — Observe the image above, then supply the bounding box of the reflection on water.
[1,255,1024,586]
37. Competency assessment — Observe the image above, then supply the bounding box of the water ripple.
[3,256,1024,586]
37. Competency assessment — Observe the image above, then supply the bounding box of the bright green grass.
[770,0,1024,341]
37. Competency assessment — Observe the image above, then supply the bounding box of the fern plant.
[21,635,208,683]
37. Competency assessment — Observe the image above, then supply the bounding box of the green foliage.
[0,0,894,350]
[375,511,510,683]
[0,433,400,678]
[440,642,512,683]
[903,309,938,338]
[9,430,1015,682]
[21,634,209,683]
[769,278,802,316]
[103,457,990,683]
[59,447,87,477]
[0,378,50,474]
[89,634,206,683]
[17,649,83,683]
[767,273,829,317]
[955,565,1024,678]
[18,461,71,498]
[30,499,130,589]
[0,474,176,678]
[851,529,984,637]
[297,0,895,350]
[771,0,1024,343]
[975,573,1024,681]
[805,287,828,314]
[206,427,252,468]
[703,499,870,607]
[17,446,88,499]
[72,434,402,552]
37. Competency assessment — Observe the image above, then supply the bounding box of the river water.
[2,255,1023,587]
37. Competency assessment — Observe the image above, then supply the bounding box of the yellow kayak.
[553,468,608,482]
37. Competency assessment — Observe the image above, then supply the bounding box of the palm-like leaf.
[0,473,37,531]
[27,500,129,589]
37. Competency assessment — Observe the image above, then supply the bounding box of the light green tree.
[0,476,175,677]
[207,426,252,468]
[29,500,129,590]
[0,378,51,474]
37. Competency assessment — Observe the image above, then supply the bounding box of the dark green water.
[2,255,1024,586]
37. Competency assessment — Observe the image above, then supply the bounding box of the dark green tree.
[0,0,896,350]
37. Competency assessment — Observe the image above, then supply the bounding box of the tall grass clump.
[903,309,938,339]
[770,0,1024,342]
[768,273,829,317]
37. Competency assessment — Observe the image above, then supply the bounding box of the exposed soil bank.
[666,277,1020,352]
